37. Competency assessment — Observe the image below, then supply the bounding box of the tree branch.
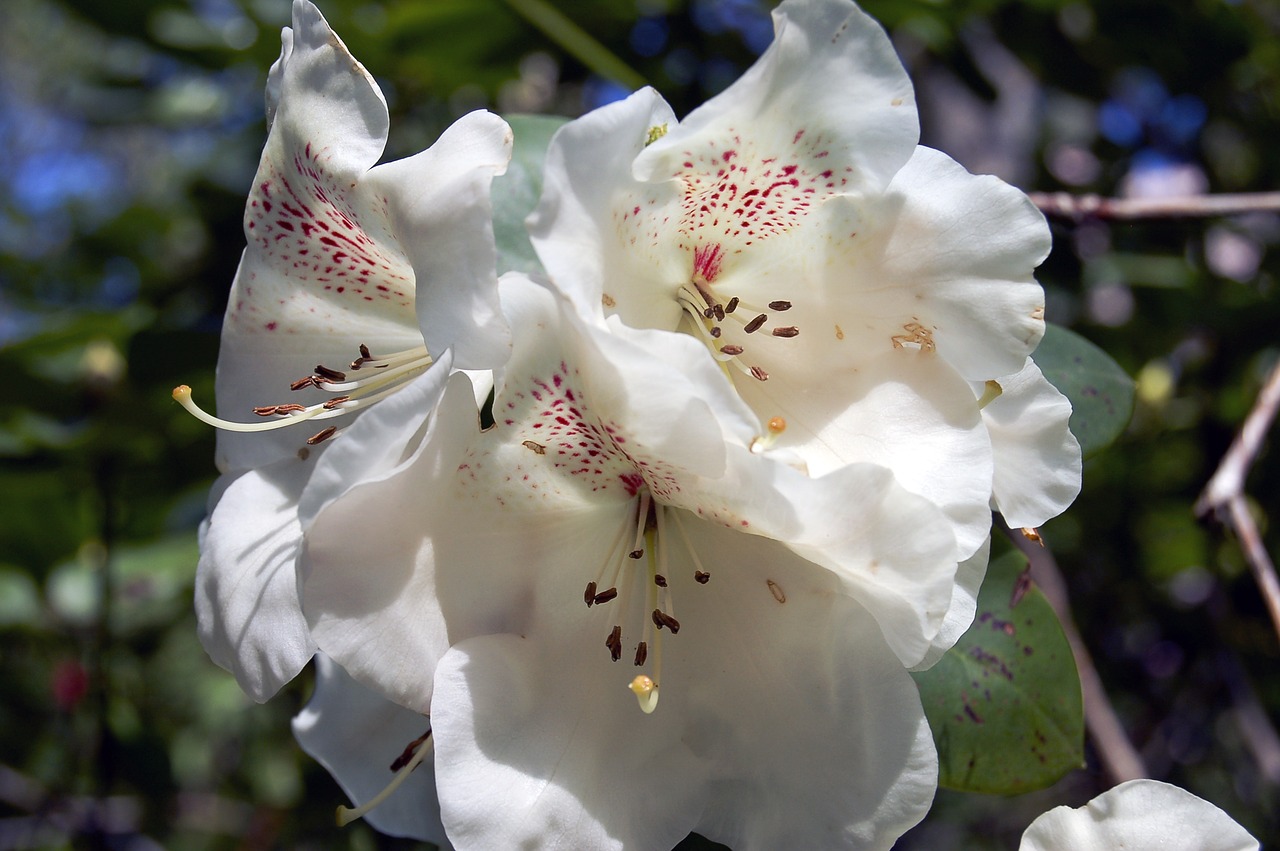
[1030,191,1280,222]
[1195,358,1280,645]
[1003,522,1149,784]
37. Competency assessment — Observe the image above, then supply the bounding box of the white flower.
[528,0,1069,567]
[297,273,949,847]
[1019,779,1258,851]
[178,0,511,700]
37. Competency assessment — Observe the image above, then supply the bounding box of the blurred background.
[2,0,1279,847]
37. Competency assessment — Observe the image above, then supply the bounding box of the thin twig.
[1030,191,1280,222]
[1195,358,1280,645]
[1003,522,1149,784]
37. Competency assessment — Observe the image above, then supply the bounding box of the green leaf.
[911,550,1084,794]
[1035,323,1135,457]
[492,113,569,276]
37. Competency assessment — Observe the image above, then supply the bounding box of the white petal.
[693,449,960,668]
[432,635,708,851]
[195,461,315,701]
[735,347,993,560]
[527,87,685,331]
[826,146,1050,380]
[293,654,450,847]
[909,536,990,672]
[1019,780,1258,851]
[638,0,917,198]
[677,524,937,849]
[365,111,513,369]
[981,359,1082,528]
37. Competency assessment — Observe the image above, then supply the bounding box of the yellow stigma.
[645,123,669,146]
[767,416,786,435]
[629,675,659,714]
[977,379,1003,410]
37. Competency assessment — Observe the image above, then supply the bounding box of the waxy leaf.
[492,114,569,276]
[911,550,1083,794]
[1035,323,1134,457]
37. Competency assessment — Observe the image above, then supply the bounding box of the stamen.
[593,587,619,605]
[719,344,744,356]
[743,314,768,334]
[712,304,725,321]
[768,300,792,311]
[725,296,739,313]
[606,626,623,661]
[750,365,769,381]
[335,729,433,827]
[652,609,681,633]
[172,344,434,442]
[695,570,711,584]
[629,674,659,714]
[307,426,338,445]
[634,641,648,666]
[709,327,722,338]
[771,326,799,338]
[584,581,598,607]
[654,575,667,587]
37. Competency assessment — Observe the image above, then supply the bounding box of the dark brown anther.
[654,575,668,587]
[606,626,623,662]
[652,609,681,634]
[359,343,372,360]
[750,365,769,381]
[254,405,280,417]
[743,314,768,334]
[593,587,618,605]
[719,344,744,356]
[389,728,433,772]
[702,307,715,319]
[322,395,352,409]
[584,581,598,607]
[694,570,710,584]
[725,296,739,314]
[709,327,722,338]
[306,426,338,445]
[713,304,726,321]
[314,364,347,382]
[274,404,306,414]
[771,326,799,338]
[634,641,648,667]
[290,376,316,391]
[629,549,644,559]
[768,300,792,311]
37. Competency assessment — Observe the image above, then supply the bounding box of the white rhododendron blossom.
[179,0,511,700]
[528,0,1078,578]
[1019,780,1259,851]
[297,274,944,848]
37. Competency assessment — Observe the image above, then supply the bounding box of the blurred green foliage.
[3,0,1280,848]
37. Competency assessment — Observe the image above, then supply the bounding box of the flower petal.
[637,0,917,199]
[432,635,709,851]
[735,347,993,560]
[824,145,1050,381]
[1019,779,1258,851]
[677,525,937,849]
[195,460,316,701]
[293,654,450,846]
[909,536,990,672]
[365,111,513,369]
[527,87,685,331]
[981,359,1082,529]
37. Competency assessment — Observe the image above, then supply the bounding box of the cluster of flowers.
[173,0,1105,846]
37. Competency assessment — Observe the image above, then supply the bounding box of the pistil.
[335,728,433,827]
